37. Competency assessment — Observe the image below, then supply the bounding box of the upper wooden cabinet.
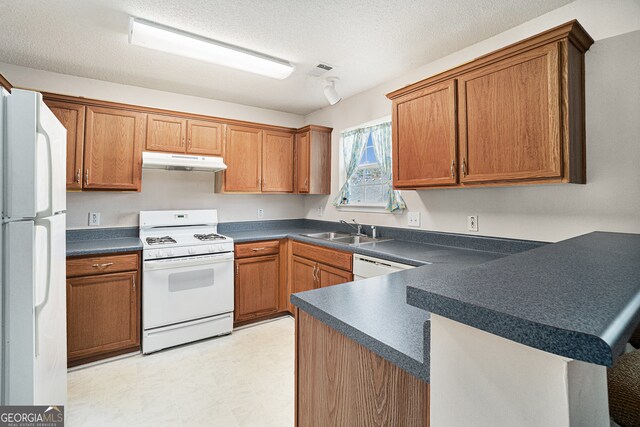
[47,101,86,190]
[222,126,298,193]
[84,106,146,191]
[146,114,224,156]
[224,125,263,192]
[392,80,458,188]
[263,130,294,192]
[387,20,593,189]
[295,126,332,194]
[187,119,223,156]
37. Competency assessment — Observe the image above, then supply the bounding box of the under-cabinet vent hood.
[142,152,227,172]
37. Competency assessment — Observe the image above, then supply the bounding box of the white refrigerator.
[1,88,67,405]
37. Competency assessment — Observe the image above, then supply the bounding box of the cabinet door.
[225,125,263,192]
[46,101,85,190]
[458,43,561,184]
[66,271,139,364]
[187,119,223,156]
[235,255,279,322]
[146,114,186,153]
[291,255,317,294]
[263,131,294,192]
[318,263,353,288]
[295,131,310,193]
[84,106,145,191]
[392,80,458,188]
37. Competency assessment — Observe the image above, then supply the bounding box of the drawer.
[292,241,352,272]
[67,253,140,277]
[235,240,280,259]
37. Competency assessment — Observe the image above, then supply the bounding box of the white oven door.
[143,252,234,330]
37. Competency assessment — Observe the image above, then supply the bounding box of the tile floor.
[67,316,295,427]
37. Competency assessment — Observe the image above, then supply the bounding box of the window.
[333,119,405,212]
[345,134,388,206]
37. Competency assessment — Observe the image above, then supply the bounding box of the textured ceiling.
[1,0,571,115]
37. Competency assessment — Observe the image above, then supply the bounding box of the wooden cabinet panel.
[84,106,145,191]
[392,80,457,187]
[146,114,186,153]
[308,128,332,194]
[235,240,280,259]
[458,43,561,184]
[291,255,317,294]
[295,131,310,193]
[67,253,140,278]
[187,119,223,156]
[47,101,85,190]
[225,125,263,192]
[235,255,280,322]
[263,131,294,192]
[291,241,352,271]
[319,263,353,288]
[66,271,139,365]
[296,310,429,426]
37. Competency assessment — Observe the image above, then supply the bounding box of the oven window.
[168,268,215,292]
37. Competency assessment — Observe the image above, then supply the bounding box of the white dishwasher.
[353,254,415,280]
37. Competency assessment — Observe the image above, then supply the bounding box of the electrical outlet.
[88,212,100,227]
[467,215,479,232]
[317,206,324,217]
[257,208,264,219]
[408,212,421,227]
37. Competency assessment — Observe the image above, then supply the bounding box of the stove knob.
[188,247,196,255]
[166,249,174,257]
[207,245,215,252]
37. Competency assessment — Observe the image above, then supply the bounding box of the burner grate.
[146,236,177,245]
[194,233,226,241]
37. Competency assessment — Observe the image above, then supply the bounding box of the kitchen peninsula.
[292,231,640,426]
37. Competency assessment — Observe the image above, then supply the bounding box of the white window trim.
[337,116,396,214]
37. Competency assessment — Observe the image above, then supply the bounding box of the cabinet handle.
[92,262,114,270]
[450,160,455,178]
[304,177,308,188]
[251,247,266,251]
[76,169,81,183]
[182,137,185,147]
[84,170,89,186]
[188,138,191,149]
[236,263,239,276]
[462,160,467,177]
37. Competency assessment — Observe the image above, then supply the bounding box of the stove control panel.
[143,243,234,260]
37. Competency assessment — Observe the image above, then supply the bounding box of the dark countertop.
[66,227,142,256]
[407,231,640,367]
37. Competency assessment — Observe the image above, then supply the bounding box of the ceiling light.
[128,17,294,80]
[324,77,342,105]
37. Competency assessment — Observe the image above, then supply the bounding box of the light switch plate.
[408,212,421,227]
[467,215,479,232]
[88,212,100,227]
[257,208,264,219]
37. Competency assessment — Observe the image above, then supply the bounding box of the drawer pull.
[251,247,266,251]
[92,262,114,270]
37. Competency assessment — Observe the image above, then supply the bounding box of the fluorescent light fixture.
[324,77,342,105]
[128,17,294,80]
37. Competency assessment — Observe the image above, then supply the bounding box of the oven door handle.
[144,253,234,271]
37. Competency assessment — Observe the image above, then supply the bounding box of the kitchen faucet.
[340,219,366,236]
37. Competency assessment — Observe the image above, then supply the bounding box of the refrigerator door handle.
[36,120,55,218]
[33,217,53,356]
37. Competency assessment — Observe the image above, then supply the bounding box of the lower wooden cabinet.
[235,254,280,323]
[288,241,353,311]
[66,252,140,367]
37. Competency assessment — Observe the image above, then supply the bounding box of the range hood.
[142,152,227,172]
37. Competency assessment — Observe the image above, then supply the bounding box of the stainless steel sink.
[302,232,392,246]
[302,232,351,240]
[332,235,393,246]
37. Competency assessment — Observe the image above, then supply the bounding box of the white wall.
[303,0,640,242]
[0,63,306,229]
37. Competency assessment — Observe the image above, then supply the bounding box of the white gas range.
[139,209,234,354]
